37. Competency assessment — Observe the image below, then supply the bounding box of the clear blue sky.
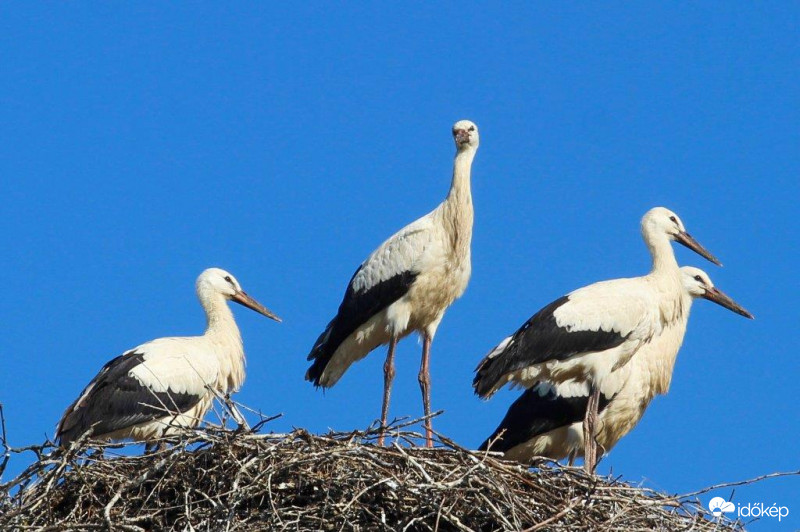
[1,4,797,529]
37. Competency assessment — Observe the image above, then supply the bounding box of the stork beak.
[674,231,722,266]
[455,129,470,146]
[703,287,754,319]
[232,291,282,322]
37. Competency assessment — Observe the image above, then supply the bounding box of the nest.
[0,416,743,532]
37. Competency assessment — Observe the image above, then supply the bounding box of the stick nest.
[1,420,741,531]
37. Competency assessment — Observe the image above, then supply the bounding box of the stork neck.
[196,287,247,394]
[445,147,475,206]
[646,232,679,274]
[201,292,243,344]
[646,293,694,396]
[437,147,475,257]
[643,228,686,327]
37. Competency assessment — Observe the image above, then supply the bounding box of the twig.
[0,404,10,480]
[680,469,800,498]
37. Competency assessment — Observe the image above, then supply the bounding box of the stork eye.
[694,275,703,282]
[224,276,233,283]
[669,216,678,223]
[468,126,475,132]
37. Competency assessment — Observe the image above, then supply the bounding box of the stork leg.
[144,441,167,454]
[418,334,433,448]
[568,450,577,467]
[595,440,605,468]
[224,394,250,431]
[583,385,601,474]
[378,336,398,446]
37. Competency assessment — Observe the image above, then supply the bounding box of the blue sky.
[1,4,797,529]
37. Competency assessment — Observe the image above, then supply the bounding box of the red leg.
[418,334,433,448]
[583,386,601,474]
[378,337,397,446]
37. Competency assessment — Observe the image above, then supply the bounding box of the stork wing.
[474,279,655,398]
[306,215,435,385]
[479,382,614,453]
[56,342,212,446]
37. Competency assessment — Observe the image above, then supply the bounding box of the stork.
[56,268,280,448]
[473,207,721,472]
[478,266,753,465]
[306,120,479,447]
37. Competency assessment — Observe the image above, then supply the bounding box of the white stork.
[479,266,753,465]
[56,268,280,448]
[306,120,479,447]
[473,207,721,472]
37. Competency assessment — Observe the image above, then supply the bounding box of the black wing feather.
[306,266,418,386]
[56,351,201,446]
[473,296,628,397]
[478,385,613,453]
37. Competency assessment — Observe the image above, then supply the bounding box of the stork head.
[680,266,753,319]
[197,268,282,322]
[452,120,479,151]
[641,207,722,266]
